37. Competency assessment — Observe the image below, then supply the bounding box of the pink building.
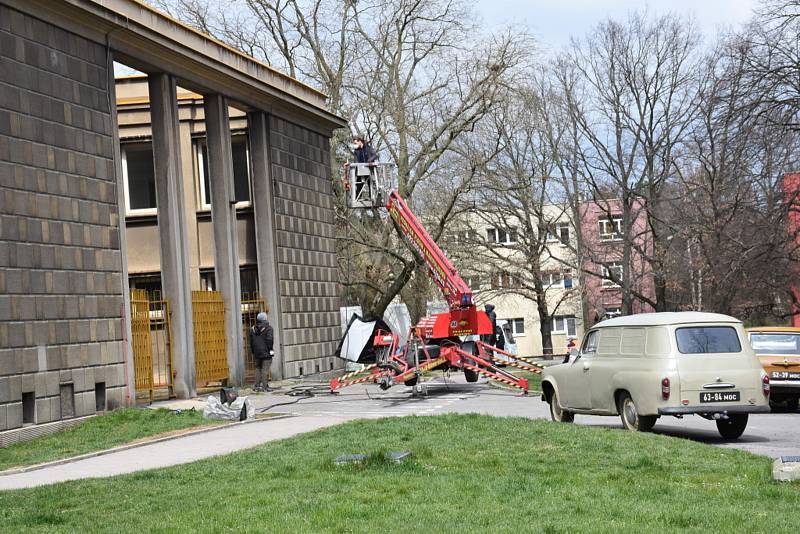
[784,173,800,327]
[579,199,655,324]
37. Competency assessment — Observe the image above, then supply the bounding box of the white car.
[541,312,770,439]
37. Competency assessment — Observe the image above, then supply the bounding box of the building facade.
[452,199,654,358]
[0,0,346,441]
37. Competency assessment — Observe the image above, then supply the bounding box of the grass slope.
[0,408,218,471]
[0,414,797,532]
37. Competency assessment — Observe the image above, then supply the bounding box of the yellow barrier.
[193,291,229,385]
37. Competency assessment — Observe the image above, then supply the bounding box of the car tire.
[716,413,748,440]
[549,390,574,423]
[617,392,656,432]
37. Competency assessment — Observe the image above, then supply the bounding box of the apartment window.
[491,271,514,289]
[602,262,623,288]
[505,318,525,336]
[551,315,577,336]
[543,271,563,287]
[547,223,571,245]
[464,275,482,290]
[599,216,623,241]
[122,143,157,215]
[197,135,252,208]
[487,227,517,244]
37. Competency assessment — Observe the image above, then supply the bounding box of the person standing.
[483,303,498,347]
[250,312,274,392]
[351,134,378,163]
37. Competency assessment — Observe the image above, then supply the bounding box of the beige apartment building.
[452,206,585,358]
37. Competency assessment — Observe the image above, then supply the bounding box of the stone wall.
[0,6,126,432]
[270,116,342,377]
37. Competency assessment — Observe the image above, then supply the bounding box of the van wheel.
[716,414,748,440]
[549,390,574,423]
[618,393,656,432]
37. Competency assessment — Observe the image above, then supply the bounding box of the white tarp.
[338,315,379,362]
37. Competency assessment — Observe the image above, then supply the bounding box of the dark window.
[22,392,35,424]
[676,327,742,354]
[129,275,162,301]
[124,144,157,211]
[199,135,251,206]
[95,382,106,412]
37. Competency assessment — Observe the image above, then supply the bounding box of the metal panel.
[130,289,154,400]
[193,291,229,384]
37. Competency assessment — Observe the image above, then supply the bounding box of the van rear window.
[676,327,741,354]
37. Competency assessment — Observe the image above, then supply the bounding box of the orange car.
[747,327,800,412]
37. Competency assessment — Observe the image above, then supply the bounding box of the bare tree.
[556,12,701,313]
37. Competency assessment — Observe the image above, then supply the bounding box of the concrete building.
[0,0,346,442]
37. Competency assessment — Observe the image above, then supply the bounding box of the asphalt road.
[253,375,800,460]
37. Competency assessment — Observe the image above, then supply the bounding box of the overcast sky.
[475,0,760,50]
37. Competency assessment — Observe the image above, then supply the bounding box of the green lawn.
[0,408,220,471]
[1,414,797,532]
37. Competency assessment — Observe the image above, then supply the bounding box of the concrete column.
[204,94,245,386]
[148,73,196,398]
[108,53,136,406]
[247,111,286,380]
[247,111,284,380]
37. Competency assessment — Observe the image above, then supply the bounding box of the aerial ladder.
[330,162,542,393]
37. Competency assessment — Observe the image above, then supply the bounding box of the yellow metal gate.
[241,297,268,382]
[193,291,229,385]
[130,289,174,402]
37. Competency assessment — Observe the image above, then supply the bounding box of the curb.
[0,414,295,477]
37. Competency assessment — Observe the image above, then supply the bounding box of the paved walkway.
[0,414,352,491]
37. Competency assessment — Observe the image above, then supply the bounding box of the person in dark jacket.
[250,312,274,392]
[482,303,498,347]
[352,134,378,163]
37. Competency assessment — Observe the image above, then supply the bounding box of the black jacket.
[250,323,274,359]
[354,143,378,163]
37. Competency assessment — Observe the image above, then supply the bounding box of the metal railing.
[346,162,396,209]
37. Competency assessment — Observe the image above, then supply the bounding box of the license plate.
[700,391,740,403]
[772,371,800,380]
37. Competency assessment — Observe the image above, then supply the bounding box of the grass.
[1,414,797,532]
[0,408,221,471]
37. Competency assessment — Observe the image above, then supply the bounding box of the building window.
[547,223,571,245]
[504,318,525,336]
[129,274,163,301]
[599,216,623,241]
[491,271,515,289]
[464,275,482,291]
[200,266,260,300]
[551,315,577,336]
[602,262,623,288]
[543,271,563,287]
[486,227,517,244]
[122,143,157,215]
[197,134,252,209]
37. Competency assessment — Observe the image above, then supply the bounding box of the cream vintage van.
[541,312,770,439]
